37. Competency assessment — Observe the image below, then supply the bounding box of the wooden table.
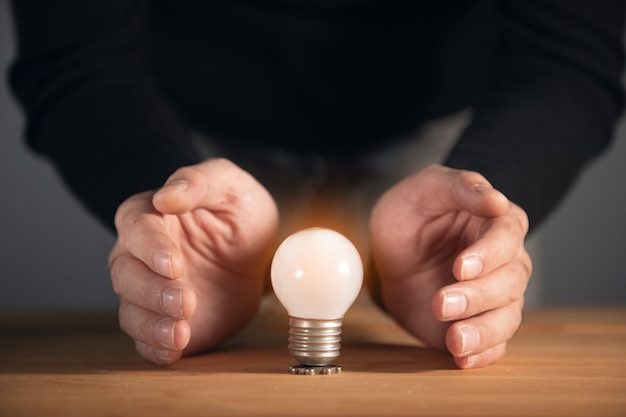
[1,295,625,417]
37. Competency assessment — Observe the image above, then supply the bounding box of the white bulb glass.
[271,227,363,320]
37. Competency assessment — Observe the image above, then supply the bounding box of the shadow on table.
[1,299,457,375]
[168,340,456,375]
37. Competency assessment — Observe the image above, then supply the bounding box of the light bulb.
[270,227,363,371]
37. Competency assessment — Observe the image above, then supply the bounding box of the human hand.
[370,164,531,369]
[109,158,278,365]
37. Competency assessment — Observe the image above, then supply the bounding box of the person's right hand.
[109,158,279,365]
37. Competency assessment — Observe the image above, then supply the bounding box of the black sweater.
[8,0,626,232]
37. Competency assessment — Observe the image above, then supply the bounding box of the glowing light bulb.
[271,227,363,372]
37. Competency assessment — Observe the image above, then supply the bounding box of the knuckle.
[131,211,157,231]
[117,303,132,335]
[494,213,527,252]
[509,302,524,334]
[510,203,530,235]
[503,261,528,304]
[172,165,201,182]
[114,192,158,235]
[113,200,131,232]
[459,169,489,188]
[520,249,533,280]
[108,243,123,270]
[177,158,237,182]
[210,157,236,170]
[498,216,519,238]
[109,254,130,297]
[423,163,446,175]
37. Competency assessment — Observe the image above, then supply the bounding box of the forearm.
[445,0,626,230]
[8,0,200,231]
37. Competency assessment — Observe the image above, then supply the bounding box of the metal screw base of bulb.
[288,317,343,367]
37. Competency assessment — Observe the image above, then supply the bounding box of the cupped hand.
[109,158,279,365]
[370,164,531,369]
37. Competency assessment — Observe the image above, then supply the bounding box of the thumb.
[409,165,509,219]
[152,158,266,215]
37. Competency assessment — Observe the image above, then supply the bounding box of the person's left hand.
[369,164,531,369]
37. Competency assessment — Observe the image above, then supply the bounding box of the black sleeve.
[444,0,626,231]
[8,0,201,232]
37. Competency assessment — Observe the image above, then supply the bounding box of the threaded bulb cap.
[288,317,342,366]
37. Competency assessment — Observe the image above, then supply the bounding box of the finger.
[453,203,530,281]
[152,158,269,215]
[434,248,531,321]
[445,298,524,359]
[452,176,510,219]
[113,194,185,279]
[408,165,510,219]
[110,252,197,319]
[134,341,183,366]
[118,301,191,353]
[454,342,507,369]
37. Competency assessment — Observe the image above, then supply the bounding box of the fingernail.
[461,256,483,280]
[155,318,177,350]
[154,180,188,199]
[475,184,507,202]
[475,184,493,193]
[154,348,173,363]
[442,290,468,320]
[154,252,173,278]
[459,325,480,356]
[162,287,183,318]
[166,180,188,191]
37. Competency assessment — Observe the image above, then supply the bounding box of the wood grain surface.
[1,295,625,417]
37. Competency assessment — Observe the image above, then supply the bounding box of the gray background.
[1,1,624,311]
